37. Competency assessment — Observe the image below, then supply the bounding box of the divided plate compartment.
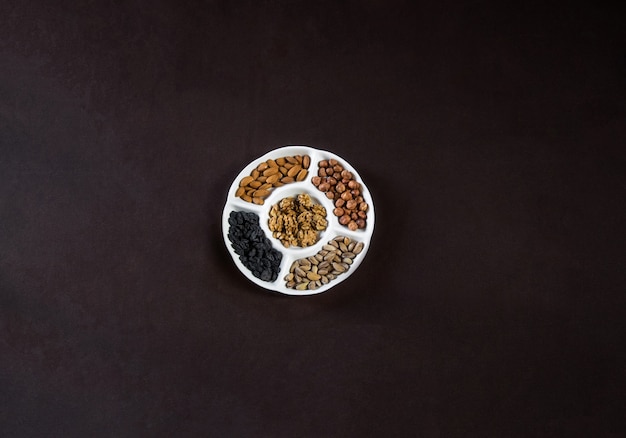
[221,145,375,295]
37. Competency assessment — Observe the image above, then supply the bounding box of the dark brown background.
[1,0,624,436]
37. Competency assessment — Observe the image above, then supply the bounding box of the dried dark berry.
[227,211,282,282]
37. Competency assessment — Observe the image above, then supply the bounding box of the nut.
[339,215,351,225]
[284,236,365,290]
[234,155,311,203]
[263,167,279,177]
[312,159,370,230]
[268,193,328,248]
[287,165,301,178]
[296,168,308,181]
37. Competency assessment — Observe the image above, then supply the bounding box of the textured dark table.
[1,1,624,436]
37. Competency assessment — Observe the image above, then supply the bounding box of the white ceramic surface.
[222,145,375,295]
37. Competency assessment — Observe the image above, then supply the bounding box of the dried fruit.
[227,211,282,282]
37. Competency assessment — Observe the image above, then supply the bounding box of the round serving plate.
[222,145,375,295]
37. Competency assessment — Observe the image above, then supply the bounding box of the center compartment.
[264,186,330,249]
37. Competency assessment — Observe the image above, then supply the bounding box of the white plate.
[222,145,375,295]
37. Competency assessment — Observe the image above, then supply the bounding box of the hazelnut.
[312,156,370,232]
